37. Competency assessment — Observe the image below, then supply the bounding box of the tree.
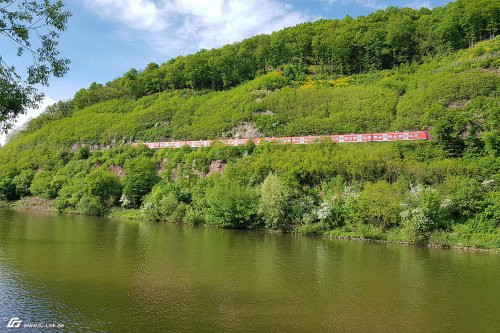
[122,156,159,208]
[29,170,62,199]
[202,180,259,228]
[86,169,121,207]
[357,181,403,228]
[0,0,70,132]
[258,173,291,229]
[12,169,34,197]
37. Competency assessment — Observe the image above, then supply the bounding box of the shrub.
[356,223,385,240]
[400,208,432,245]
[357,181,403,228]
[184,207,205,225]
[12,170,35,198]
[55,177,87,212]
[141,181,187,222]
[476,191,500,227]
[289,195,317,225]
[318,176,347,227]
[87,170,122,207]
[442,176,484,222]
[0,176,17,201]
[418,188,447,229]
[122,156,160,207]
[141,184,166,221]
[199,179,259,228]
[76,194,105,216]
[258,173,291,229]
[315,200,345,228]
[75,146,91,160]
[30,171,62,199]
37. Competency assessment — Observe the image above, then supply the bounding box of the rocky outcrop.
[108,165,125,178]
[230,122,261,139]
[208,160,227,175]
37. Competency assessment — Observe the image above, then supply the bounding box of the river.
[0,209,499,332]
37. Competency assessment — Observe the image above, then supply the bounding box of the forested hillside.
[0,0,499,249]
[72,0,498,102]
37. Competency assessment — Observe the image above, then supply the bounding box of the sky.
[0,0,452,144]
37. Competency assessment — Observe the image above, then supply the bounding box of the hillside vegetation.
[0,0,499,249]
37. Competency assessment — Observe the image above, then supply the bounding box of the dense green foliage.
[0,2,499,248]
[2,36,498,170]
[66,0,498,108]
[122,156,160,208]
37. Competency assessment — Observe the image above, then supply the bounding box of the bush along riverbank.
[1,139,499,250]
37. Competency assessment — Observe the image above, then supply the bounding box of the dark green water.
[0,209,499,332]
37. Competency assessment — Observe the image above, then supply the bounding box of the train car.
[391,132,405,141]
[220,139,239,146]
[257,137,279,144]
[277,137,292,144]
[361,134,372,142]
[409,131,428,140]
[148,142,161,149]
[371,131,428,142]
[291,136,322,144]
[164,141,181,148]
[188,140,209,148]
[234,139,249,146]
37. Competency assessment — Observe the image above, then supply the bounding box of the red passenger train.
[132,131,429,150]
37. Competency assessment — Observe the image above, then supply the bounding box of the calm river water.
[0,209,499,332]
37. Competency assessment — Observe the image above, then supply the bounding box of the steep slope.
[0,4,499,249]
[1,37,499,170]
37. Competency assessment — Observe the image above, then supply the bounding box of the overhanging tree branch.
[0,0,70,133]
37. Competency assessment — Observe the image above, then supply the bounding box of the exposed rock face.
[171,165,181,181]
[108,165,125,178]
[169,160,225,180]
[193,169,206,177]
[230,122,261,139]
[448,100,469,108]
[252,110,275,116]
[208,160,227,175]
[157,158,168,176]
[483,67,500,76]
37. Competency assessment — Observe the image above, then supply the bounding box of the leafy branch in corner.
[0,0,70,132]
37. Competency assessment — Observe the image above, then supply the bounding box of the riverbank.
[325,234,500,253]
[2,197,57,213]
[3,198,499,253]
